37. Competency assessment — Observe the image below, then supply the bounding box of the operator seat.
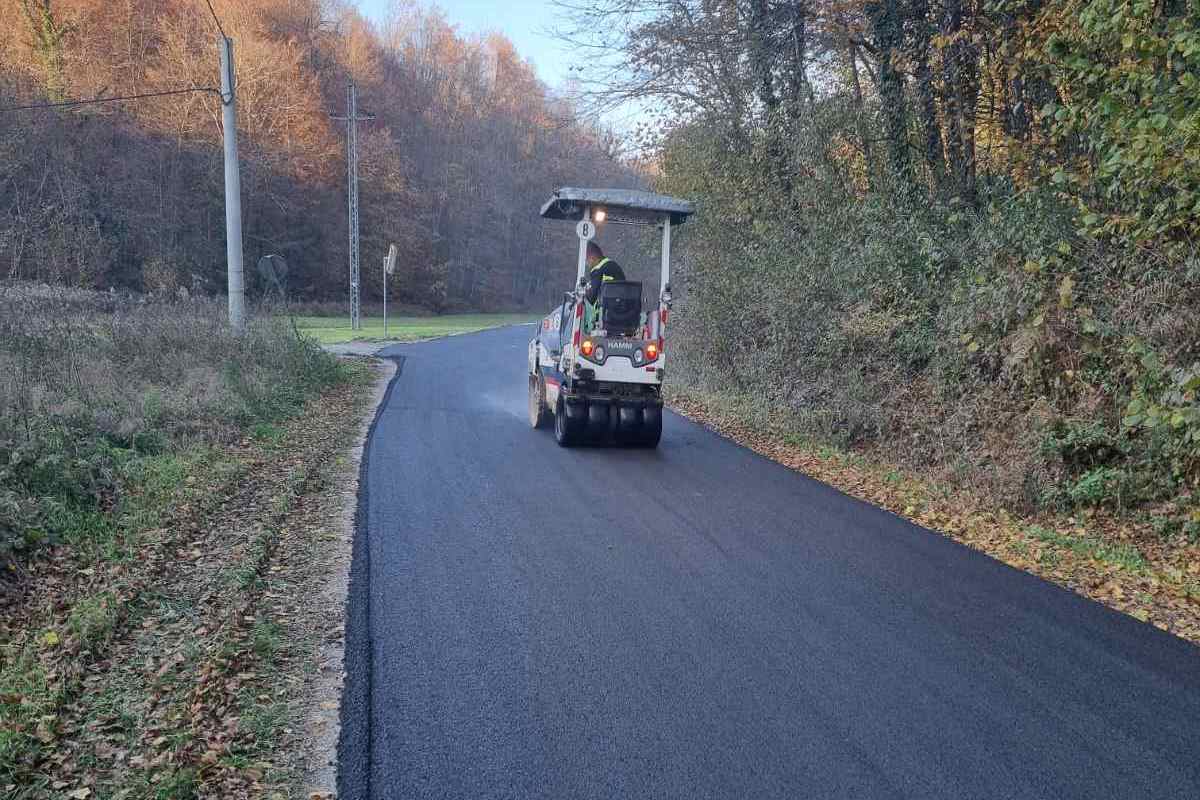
[598,281,643,336]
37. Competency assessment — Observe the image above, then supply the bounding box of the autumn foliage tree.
[0,0,639,309]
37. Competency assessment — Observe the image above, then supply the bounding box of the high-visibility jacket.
[586,257,626,305]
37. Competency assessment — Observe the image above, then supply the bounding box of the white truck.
[528,187,695,447]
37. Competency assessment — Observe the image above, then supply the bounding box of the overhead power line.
[204,0,228,39]
[0,1,227,114]
[0,87,220,114]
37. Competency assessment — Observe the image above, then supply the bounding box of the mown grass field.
[293,313,536,344]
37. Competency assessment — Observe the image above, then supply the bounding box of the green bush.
[1040,420,1123,470]
[1066,467,1128,508]
[659,110,1199,525]
[1122,342,1200,492]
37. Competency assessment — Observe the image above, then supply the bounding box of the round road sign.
[576,220,596,241]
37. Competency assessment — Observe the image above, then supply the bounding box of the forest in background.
[561,0,1200,527]
[0,0,641,311]
[4,0,1199,528]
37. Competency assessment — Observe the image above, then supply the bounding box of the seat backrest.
[599,281,642,334]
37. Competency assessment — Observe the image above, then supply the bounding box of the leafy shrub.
[1066,467,1128,508]
[1122,342,1200,492]
[1031,0,1200,251]
[1040,420,1123,470]
[659,111,1199,525]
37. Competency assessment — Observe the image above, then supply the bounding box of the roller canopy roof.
[540,187,695,226]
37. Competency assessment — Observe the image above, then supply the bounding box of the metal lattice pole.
[332,83,373,331]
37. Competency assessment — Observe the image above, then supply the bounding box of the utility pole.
[332,83,374,331]
[219,35,245,332]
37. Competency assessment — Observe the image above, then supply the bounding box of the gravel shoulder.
[300,357,396,798]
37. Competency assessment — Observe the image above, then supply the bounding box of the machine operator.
[585,241,626,304]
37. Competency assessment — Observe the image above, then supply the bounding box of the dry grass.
[0,282,348,577]
[0,366,375,797]
[0,281,364,796]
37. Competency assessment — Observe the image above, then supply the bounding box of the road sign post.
[383,243,397,338]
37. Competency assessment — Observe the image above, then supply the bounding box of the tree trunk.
[866,0,911,181]
[19,0,69,100]
[785,1,810,113]
[941,0,979,200]
[847,41,875,187]
[748,0,779,114]
[911,0,946,190]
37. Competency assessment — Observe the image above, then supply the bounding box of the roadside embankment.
[0,285,385,797]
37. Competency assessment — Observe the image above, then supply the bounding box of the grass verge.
[667,385,1200,643]
[0,360,378,798]
[1,286,349,572]
[1,284,378,796]
[292,313,536,344]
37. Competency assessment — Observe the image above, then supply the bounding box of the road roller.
[528,187,695,447]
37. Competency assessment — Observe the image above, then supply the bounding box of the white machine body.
[528,188,693,447]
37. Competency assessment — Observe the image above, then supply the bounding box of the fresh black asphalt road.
[338,324,1200,800]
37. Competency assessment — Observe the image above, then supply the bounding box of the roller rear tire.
[639,406,663,448]
[554,395,579,447]
[528,374,550,429]
[616,405,643,445]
